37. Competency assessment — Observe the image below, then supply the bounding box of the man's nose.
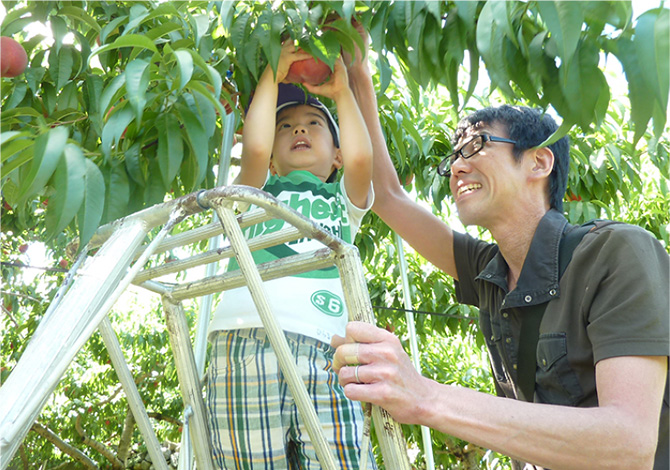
[450,153,469,175]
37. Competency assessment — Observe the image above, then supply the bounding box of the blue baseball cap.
[276,83,340,149]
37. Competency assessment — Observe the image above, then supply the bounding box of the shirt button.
[491,335,495,341]
[485,273,492,278]
[524,295,532,303]
[502,312,509,319]
[513,363,518,370]
[542,358,547,366]
[549,289,557,296]
[506,337,511,344]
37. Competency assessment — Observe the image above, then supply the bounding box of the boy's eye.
[279,123,291,130]
[310,120,320,126]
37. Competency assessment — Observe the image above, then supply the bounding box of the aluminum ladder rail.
[0,185,411,469]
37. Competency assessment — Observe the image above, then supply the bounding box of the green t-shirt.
[209,170,373,344]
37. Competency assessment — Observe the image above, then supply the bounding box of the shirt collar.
[476,209,569,308]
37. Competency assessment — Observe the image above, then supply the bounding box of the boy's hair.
[453,105,570,212]
[274,83,340,183]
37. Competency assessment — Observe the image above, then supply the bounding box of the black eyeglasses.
[437,134,517,177]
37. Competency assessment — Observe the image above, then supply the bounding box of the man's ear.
[528,147,554,180]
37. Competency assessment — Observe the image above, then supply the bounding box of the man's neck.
[490,206,549,292]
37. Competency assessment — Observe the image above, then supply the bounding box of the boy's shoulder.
[264,171,340,195]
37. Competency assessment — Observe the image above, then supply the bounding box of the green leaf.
[90,34,158,62]
[172,50,194,91]
[16,127,68,205]
[454,1,478,30]
[189,80,228,120]
[99,74,127,122]
[123,5,150,35]
[191,13,210,48]
[268,12,285,69]
[102,163,130,224]
[124,58,151,126]
[144,21,182,42]
[45,144,86,239]
[77,159,105,249]
[1,133,33,163]
[476,2,515,97]
[1,131,25,146]
[536,1,583,65]
[539,118,573,147]
[489,1,518,47]
[124,142,145,185]
[48,47,74,92]
[100,16,127,44]
[635,9,669,129]
[0,138,34,178]
[230,11,251,50]
[186,49,222,93]
[561,41,608,130]
[4,81,27,110]
[101,105,134,158]
[58,6,101,33]
[50,15,68,54]
[157,114,184,187]
[177,104,209,188]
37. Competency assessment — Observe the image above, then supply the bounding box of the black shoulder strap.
[516,220,609,402]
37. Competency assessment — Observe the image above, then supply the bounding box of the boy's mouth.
[291,138,311,150]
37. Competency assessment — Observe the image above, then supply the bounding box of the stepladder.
[0,184,411,469]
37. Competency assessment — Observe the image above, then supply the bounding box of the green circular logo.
[310,290,344,317]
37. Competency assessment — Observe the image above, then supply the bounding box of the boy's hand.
[303,56,349,101]
[273,42,311,84]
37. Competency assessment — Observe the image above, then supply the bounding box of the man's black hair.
[453,105,570,212]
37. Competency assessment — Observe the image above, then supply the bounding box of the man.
[332,28,669,470]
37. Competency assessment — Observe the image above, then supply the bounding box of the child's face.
[270,104,342,181]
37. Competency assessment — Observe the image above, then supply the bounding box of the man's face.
[270,104,341,181]
[448,122,528,228]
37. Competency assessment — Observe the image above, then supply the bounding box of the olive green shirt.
[453,209,669,470]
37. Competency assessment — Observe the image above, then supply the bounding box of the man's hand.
[331,321,431,425]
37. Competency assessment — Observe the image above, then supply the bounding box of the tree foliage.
[1,1,669,469]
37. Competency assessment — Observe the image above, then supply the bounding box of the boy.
[207,44,375,469]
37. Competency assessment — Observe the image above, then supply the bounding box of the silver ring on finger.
[354,364,362,384]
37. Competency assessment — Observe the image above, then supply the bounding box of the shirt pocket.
[535,333,584,406]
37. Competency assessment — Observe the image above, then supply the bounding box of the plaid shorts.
[206,328,376,470]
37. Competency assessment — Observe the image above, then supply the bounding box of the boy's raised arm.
[305,58,373,209]
[239,44,310,189]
